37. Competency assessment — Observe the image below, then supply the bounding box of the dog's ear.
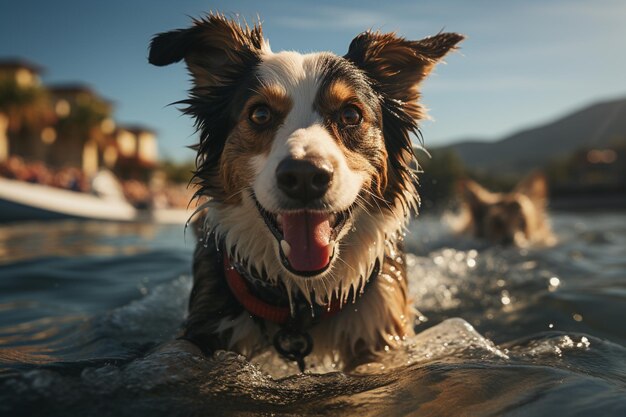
[345,31,464,119]
[515,171,548,206]
[458,179,496,216]
[345,31,463,210]
[148,14,266,87]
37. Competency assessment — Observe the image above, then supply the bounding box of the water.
[0,212,625,416]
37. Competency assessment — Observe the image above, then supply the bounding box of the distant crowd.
[0,156,193,209]
[0,156,89,191]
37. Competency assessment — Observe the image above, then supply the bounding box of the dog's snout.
[276,158,334,202]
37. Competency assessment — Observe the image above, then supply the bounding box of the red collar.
[223,255,342,325]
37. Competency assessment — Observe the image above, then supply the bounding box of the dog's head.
[149,14,463,302]
[458,172,550,246]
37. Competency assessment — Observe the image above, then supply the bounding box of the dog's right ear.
[148,14,266,87]
[458,179,495,216]
[148,28,193,67]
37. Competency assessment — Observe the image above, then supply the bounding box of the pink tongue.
[281,212,332,272]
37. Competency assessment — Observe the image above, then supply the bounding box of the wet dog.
[455,172,556,247]
[149,14,463,371]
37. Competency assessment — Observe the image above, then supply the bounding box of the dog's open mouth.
[253,197,349,277]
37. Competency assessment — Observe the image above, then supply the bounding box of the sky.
[1,0,625,162]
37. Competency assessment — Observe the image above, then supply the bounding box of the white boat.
[0,178,189,224]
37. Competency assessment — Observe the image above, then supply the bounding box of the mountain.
[440,97,626,173]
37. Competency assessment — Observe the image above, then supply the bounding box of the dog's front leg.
[180,237,243,355]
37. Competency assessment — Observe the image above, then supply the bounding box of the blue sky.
[1,0,625,162]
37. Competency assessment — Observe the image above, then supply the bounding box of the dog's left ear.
[345,31,464,208]
[345,31,464,118]
[515,172,549,206]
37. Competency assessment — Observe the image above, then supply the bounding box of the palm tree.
[51,90,112,172]
[0,78,54,160]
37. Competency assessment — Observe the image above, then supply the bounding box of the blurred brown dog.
[454,172,556,247]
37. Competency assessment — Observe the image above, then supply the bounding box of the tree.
[0,79,53,132]
[0,78,54,160]
[51,93,112,170]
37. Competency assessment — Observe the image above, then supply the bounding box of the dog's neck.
[199,191,413,308]
[220,241,384,372]
[223,249,381,322]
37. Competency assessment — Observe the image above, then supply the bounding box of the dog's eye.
[249,105,272,125]
[340,106,362,126]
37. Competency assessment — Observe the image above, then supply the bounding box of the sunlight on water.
[1,212,625,416]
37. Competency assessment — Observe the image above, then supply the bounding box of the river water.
[0,212,625,416]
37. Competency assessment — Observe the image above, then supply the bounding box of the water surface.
[1,213,625,416]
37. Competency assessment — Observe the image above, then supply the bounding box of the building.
[0,58,43,87]
[0,59,48,162]
[112,125,159,181]
[0,57,159,182]
[48,83,115,175]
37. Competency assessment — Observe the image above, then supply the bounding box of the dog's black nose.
[276,158,333,202]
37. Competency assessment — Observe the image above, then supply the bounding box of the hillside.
[440,97,626,173]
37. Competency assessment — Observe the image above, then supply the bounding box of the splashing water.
[0,213,625,416]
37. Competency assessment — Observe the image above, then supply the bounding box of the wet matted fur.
[149,14,464,369]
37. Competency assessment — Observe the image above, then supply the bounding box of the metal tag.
[273,328,313,372]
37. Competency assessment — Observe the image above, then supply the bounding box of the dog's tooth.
[329,213,337,225]
[329,240,336,257]
[280,240,291,256]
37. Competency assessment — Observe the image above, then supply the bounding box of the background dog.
[455,172,556,247]
[149,14,463,370]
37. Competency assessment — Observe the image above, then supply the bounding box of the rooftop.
[118,124,156,135]
[48,83,114,106]
[48,83,96,95]
[0,58,45,74]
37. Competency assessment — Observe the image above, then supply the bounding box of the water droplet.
[548,277,560,293]
[501,295,511,305]
[578,336,590,348]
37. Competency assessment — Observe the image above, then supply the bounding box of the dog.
[149,14,463,371]
[455,172,556,247]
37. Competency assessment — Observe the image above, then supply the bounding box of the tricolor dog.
[149,14,463,371]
